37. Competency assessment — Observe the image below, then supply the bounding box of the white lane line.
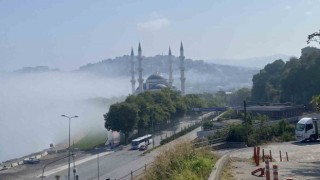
[37,151,112,178]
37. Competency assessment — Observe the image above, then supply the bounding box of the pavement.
[215,140,320,180]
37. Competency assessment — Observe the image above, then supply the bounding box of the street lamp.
[61,115,78,180]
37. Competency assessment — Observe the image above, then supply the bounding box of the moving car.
[139,144,148,151]
[23,157,40,164]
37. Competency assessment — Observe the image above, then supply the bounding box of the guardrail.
[0,151,49,171]
[193,137,227,148]
[116,162,153,180]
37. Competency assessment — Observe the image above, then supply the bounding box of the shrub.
[202,121,215,130]
[226,124,246,142]
[144,142,217,180]
[280,131,295,141]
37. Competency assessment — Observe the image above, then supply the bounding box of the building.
[236,105,304,120]
[130,42,186,95]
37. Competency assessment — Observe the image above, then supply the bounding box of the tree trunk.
[124,133,128,145]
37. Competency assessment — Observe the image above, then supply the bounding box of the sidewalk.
[216,141,320,180]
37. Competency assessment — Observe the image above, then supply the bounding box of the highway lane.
[0,114,212,180]
[35,119,201,180]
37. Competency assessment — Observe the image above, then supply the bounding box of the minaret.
[130,48,136,94]
[137,42,144,93]
[168,47,173,88]
[179,42,186,95]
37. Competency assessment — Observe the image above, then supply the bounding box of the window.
[306,124,313,131]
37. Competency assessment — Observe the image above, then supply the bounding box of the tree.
[104,102,139,144]
[251,60,285,102]
[307,30,320,44]
[230,88,251,106]
[311,95,320,112]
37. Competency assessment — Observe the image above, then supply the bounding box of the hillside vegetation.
[79,55,257,93]
[251,47,320,105]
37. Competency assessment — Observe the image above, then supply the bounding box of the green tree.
[307,30,320,44]
[104,102,139,144]
[311,95,320,112]
[230,88,251,106]
[251,60,285,102]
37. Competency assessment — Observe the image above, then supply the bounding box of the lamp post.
[61,115,78,180]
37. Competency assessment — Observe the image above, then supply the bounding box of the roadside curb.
[208,154,229,180]
[0,151,48,170]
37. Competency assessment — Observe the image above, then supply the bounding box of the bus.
[131,134,152,150]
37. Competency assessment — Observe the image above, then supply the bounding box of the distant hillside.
[15,66,60,73]
[78,55,259,93]
[207,54,292,68]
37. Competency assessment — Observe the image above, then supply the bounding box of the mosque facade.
[130,42,186,95]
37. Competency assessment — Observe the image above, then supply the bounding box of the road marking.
[37,151,112,178]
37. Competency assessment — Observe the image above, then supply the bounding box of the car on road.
[139,144,148,151]
[23,157,40,164]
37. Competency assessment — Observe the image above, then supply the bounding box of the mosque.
[130,42,186,95]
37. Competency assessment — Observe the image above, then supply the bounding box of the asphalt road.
[48,119,200,180]
[0,117,204,180]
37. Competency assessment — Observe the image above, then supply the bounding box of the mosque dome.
[146,74,165,81]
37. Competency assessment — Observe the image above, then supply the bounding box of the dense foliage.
[104,89,209,143]
[144,142,217,180]
[104,102,139,144]
[208,115,295,146]
[104,87,253,144]
[251,47,320,105]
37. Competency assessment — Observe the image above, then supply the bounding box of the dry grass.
[142,142,218,180]
[221,158,235,180]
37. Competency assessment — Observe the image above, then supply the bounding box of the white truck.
[295,117,320,142]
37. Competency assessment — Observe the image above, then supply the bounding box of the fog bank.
[0,72,130,162]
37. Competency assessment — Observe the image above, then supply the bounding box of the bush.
[226,124,246,142]
[144,142,217,180]
[280,131,295,141]
[223,116,295,146]
[220,109,236,120]
[202,121,215,130]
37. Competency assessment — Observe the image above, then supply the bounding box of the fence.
[116,162,154,180]
[193,137,227,148]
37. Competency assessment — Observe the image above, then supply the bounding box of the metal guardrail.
[116,162,153,180]
[193,137,227,148]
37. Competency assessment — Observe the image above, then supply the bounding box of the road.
[46,119,201,180]
[0,116,206,180]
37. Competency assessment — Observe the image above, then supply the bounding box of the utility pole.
[243,100,248,144]
[97,153,100,180]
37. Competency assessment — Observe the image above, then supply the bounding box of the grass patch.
[221,159,235,180]
[72,131,107,150]
[143,142,218,180]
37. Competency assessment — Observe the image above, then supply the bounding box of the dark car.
[23,157,40,164]
[139,144,148,151]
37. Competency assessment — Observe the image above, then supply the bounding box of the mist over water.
[0,72,130,162]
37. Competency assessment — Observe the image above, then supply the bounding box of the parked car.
[139,144,148,151]
[23,157,40,164]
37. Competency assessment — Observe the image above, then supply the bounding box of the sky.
[0,0,320,71]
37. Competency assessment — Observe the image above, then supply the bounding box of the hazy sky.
[1,0,319,71]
